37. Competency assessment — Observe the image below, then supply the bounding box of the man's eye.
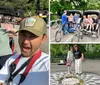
[21,33,26,36]
[30,35,38,38]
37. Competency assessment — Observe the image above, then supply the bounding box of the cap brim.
[17,27,44,36]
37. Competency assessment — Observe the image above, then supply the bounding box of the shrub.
[84,52,100,59]
[50,14,60,20]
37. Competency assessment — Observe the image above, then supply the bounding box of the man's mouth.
[22,46,31,52]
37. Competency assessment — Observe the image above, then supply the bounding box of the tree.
[28,0,49,11]
[0,0,49,15]
[50,0,89,15]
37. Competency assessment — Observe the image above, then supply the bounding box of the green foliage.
[51,44,100,62]
[50,0,89,15]
[50,1,62,14]
[50,14,60,20]
[0,0,48,15]
[84,52,100,59]
[50,0,100,17]
[50,44,69,58]
[51,58,64,63]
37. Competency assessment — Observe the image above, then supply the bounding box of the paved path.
[50,28,100,43]
[51,72,100,85]
[50,59,100,85]
[51,59,100,75]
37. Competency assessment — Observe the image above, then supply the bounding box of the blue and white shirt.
[0,52,49,85]
[62,14,68,25]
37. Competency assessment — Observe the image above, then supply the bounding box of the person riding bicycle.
[75,14,81,29]
[86,15,94,33]
[68,14,75,28]
[61,10,69,35]
[66,14,76,32]
[82,15,88,31]
[93,15,99,32]
[74,13,79,22]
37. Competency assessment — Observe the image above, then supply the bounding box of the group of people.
[62,10,81,35]
[62,10,99,35]
[82,15,99,33]
[67,45,84,75]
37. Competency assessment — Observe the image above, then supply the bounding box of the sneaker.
[84,29,87,31]
[79,73,82,75]
[92,31,96,34]
[88,30,91,33]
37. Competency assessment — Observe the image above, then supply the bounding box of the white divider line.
[51,37,55,42]
[50,19,61,23]
[65,34,75,42]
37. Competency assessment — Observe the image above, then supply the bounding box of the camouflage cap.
[19,16,47,36]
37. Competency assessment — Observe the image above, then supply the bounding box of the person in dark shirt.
[73,45,84,75]
[93,16,99,32]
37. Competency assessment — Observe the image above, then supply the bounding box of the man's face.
[65,11,67,14]
[74,46,78,51]
[83,16,86,19]
[18,30,47,57]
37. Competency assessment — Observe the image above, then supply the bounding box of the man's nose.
[23,37,30,44]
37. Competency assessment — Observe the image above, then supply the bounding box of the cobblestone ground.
[50,71,100,85]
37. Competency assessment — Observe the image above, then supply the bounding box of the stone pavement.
[50,59,100,85]
[50,72,100,85]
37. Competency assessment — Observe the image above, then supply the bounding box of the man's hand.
[81,56,84,61]
[81,53,84,62]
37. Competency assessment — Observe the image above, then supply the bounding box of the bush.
[84,52,100,59]
[51,55,67,63]
[50,14,60,20]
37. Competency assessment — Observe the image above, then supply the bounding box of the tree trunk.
[36,0,40,12]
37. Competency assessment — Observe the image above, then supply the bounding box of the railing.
[51,57,66,63]
[50,19,61,28]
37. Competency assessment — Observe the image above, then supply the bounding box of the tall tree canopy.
[50,0,100,15]
[0,0,49,14]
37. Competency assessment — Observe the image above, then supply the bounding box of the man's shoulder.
[39,52,49,70]
[62,14,66,17]
[8,53,20,61]
[3,53,20,65]
[40,52,49,61]
[41,52,48,56]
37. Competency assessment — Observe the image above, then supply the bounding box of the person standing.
[61,10,69,35]
[0,16,49,85]
[0,23,17,69]
[73,45,84,75]
[67,46,74,74]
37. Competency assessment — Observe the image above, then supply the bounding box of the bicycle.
[71,24,83,42]
[55,22,63,42]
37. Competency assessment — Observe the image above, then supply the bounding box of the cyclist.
[93,15,99,32]
[61,10,69,35]
[86,15,93,33]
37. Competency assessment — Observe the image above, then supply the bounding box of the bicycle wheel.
[80,31,83,39]
[55,30,63,42]
[71,34,79,42]
[96,29,99,38]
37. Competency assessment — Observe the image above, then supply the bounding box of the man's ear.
[42,35,47,43]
